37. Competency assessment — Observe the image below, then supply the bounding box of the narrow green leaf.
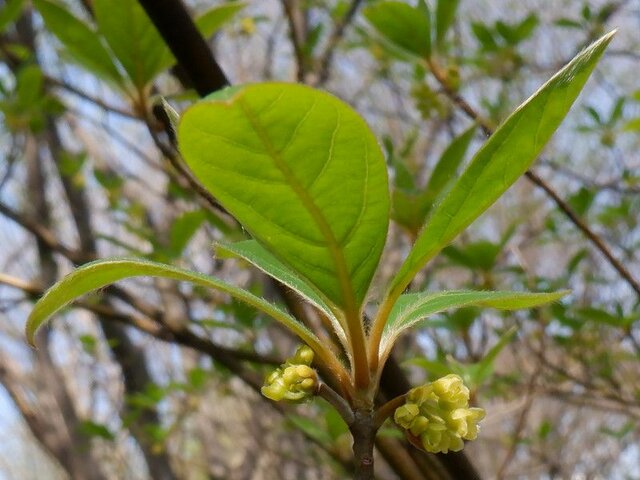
[435,0,460,46]
[471,22,498,51]
[33,0,122,86]
[380,290,568,360]
[25,258,321,353]
[179,83,389,311]
[363,1,431,59]
[215,240,348,348]
[388,31,615,298]
[93,0,167,89]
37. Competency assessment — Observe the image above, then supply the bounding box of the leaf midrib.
[237,96,358,313]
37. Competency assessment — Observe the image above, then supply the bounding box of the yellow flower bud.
[261,348,318,404]
[261,375,287,402]
[394,375,485,454]
[293,345,314,366]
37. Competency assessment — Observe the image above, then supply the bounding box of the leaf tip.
[25,319,39,348]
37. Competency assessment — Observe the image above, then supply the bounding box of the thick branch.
[137,0,229,96]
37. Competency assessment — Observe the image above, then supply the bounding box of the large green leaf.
[93,0,167,89]
[25,258,322,355]
[380,290,568,360]
[363,0,431,59]
[387,31,615,299]
[33,0,122,86]
[179,83,389,312]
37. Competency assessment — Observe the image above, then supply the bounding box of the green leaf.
[288,415,333,446]
[93,0,167,89]
[387,31,615,299]
[165,210,207,259]
[435,0,460,46]
[407,328,516,388]
[78,420,116,441]
[392,126,475,234]
[215,240,348,348]
[380,290,568,360]
[442,240,502,271]
[196,2,247,38]
[25,258,322,354]
[0,0,24,33]
[471,22,498,51]
[364,0,431,59]
[33,0,122,86]
[179,83,389,311]
[466,327,516,386]
[421,125,476,209]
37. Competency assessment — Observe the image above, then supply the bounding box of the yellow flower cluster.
[261,345,318,403]
[394,374,485,453]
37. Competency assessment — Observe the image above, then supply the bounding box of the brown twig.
[316,0,364,85]
[280,0,308,82]
[373,393,406,429]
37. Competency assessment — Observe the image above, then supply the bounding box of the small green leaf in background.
[163,209,207,260]
[93,0,167,90]
[435,0,460,46]
[420,124,476,212]
[33,0,123,87]
[496,14,539,45]
[0,0,24,33]
[392,125,475,235]
[79,420,116,441]
[364,0,431,59]
[405,327,517,389]
[179,83,390,311]
[387,31,615,299]
[196,2,247,38]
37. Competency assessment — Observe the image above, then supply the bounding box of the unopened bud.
[394,374,485,454]
[293,345,314,366]
[261,345,318,403]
